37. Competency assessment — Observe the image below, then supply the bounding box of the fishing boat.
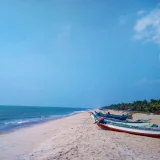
[90,112,150,126]
[103,119,150,126]
[95,111,128,120]
[96,119,160,138]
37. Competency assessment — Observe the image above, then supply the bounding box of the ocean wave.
[2,115,62,126]
[67,110,88,116]
[0,109,89,131]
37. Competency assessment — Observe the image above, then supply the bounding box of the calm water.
[0,106,89,131]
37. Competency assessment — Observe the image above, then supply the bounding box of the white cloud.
[133,6,160,45]
[137,10,146,16]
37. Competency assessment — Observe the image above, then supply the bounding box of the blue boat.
[95,111,128,120]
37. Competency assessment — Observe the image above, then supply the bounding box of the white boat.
[105,119,150,126]
[97,121,160,138]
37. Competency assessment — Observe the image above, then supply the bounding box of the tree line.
[101,99,160,114]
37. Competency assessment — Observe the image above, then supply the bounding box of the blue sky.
[0,0,160,108]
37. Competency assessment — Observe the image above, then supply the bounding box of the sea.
[0,106,90,132]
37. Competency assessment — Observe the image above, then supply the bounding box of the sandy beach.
[0,111,160,160]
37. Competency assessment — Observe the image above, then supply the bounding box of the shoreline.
[0,111,160,160]
[0,110,90,135]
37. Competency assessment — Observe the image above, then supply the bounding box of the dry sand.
[0,111,160,160]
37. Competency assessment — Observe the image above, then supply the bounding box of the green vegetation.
[101,99,160,114]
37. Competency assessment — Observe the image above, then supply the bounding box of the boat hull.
[97,122,160,138]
